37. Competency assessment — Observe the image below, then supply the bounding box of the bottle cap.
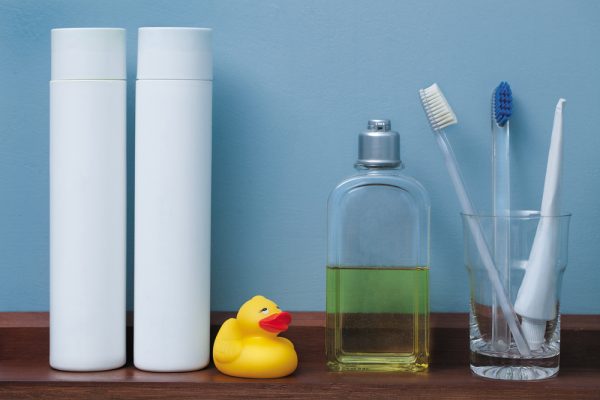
[51,28,126,80]
[357,119,401,167]
[137,27,212,80]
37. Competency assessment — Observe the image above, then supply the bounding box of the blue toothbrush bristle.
[493,81,512,127]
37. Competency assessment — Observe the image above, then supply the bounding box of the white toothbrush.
[514,99,566,350]
[419,83,531,356]
[491,81,513,351]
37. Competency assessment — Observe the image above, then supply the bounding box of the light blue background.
[0,0,598,313]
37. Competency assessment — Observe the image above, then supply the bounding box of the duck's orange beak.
[259,312,292,333]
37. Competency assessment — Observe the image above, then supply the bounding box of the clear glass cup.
[462,211,571,380]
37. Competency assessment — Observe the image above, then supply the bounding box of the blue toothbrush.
[492,82,513,351]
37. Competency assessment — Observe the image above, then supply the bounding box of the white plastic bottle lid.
[137,27,212,81]
[51,28,126,80]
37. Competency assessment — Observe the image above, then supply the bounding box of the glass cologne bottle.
[326,119,431,372]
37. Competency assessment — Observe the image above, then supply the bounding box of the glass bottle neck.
[354,162,405,173]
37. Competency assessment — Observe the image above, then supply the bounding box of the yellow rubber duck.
[213,295,298,378]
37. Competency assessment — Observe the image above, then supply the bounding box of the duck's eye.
[260,307,269,314]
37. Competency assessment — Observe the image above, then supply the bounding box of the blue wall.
[1,0,598,313]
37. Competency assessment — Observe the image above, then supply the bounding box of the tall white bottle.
[50,28,126,371]
[134,27,212,372]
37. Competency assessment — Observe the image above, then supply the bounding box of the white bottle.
[134,27,212,372]
[50,28,126,371]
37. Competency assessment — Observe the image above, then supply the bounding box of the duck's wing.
[213,318,243,364]
[279,337,295,348]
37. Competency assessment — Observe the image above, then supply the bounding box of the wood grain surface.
[0,312,599,399]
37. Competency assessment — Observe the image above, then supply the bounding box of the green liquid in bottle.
[326,266,429,372]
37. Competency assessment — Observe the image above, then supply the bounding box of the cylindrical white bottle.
[134,27,212,372]
[50,28,126,371]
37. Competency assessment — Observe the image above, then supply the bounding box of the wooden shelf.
[1,312,599,399]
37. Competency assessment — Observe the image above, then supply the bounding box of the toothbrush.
[514,99,566,350]
[419,83,531,356]
[491,82,513,351]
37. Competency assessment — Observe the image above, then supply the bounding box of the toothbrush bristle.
[493,81,512,127]
[419,83,458,131]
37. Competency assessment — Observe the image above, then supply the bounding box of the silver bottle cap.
[357,119,401,167]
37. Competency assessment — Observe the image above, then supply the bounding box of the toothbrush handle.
[434,132,476,216]
[434,131,531,356]
[492,123,511,350]
[493,123,511,216]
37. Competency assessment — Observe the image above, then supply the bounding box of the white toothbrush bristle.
[419,83,458,131]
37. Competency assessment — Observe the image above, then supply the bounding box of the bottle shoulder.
[329,171,431,208]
